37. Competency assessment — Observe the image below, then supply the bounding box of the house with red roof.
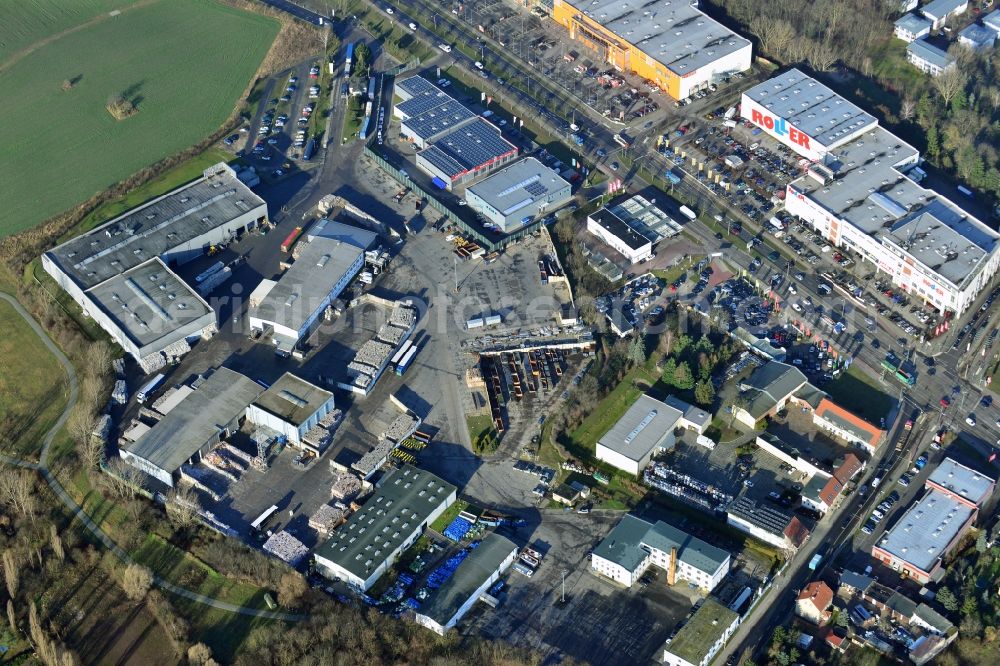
[796,581,834,625]
[812,397,886,454]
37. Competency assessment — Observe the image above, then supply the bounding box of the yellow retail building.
[551,0,751,100]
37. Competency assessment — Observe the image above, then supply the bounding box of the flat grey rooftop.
[921,0,967,18]
[46,167,265,290]
[907,39,953,69]
[576,0,750,76]
[884,199,996,287]
[927,457,995,506]
[417,533,516,626]
[876,490,974,572]
[86,257,212,349]
[252,372,333,426]
[124,367,262,474]
[250,233,365,334]
[314,465,457,581]
[466,157,571,214]
[597,394,682,462]
[742,68,877,150]
[663,395,711,430]
[895,13,932,32]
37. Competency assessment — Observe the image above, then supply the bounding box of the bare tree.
[2,550,17,598]
[276,571,308,608]
[809,40,838,72]
[900,97,917,121]
[165,486,200,530]
[6,599,15,634]
[933,67,968,107]
[121,563,153,601]
[104,458,143,501]
[50,525,65,563]
[767,20,796,61]
[187,643,215,666]
[0,470,36,523]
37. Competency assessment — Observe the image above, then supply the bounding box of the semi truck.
[136,374,166,404]
[395,345,418,375]
[280,226,304,253]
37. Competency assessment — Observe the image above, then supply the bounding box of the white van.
[438,44,452,53]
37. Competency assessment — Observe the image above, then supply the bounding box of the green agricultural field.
[0,0,278,236]
[0,0,135,64]
[0,299,69,459]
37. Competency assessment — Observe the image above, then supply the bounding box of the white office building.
[591,514,730,591]
[743,69,1000,316]
[595,395,683,475]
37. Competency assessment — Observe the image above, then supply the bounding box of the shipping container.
[280,227,304,253]
[395,345,418,375]
[431,176,448,190]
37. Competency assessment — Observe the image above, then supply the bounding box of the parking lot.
[461,510,693,665]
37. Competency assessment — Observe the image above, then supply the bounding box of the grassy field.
[0,0,134,63]
[0,0,278,236]
[430,498,469,533]
[65,146,235,239]
[823,366,895,424]
[0,299,69,459]
[563,363,659,459]
[466,413,497,452]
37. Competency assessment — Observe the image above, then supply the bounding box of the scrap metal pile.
[262,530,309,566]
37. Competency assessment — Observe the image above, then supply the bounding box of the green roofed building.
[413,533,518,634]
[314,464,457,591]
[663,598,740,666]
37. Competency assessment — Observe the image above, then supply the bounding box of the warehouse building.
[314,465,457,591]
[591,514,730,591]
[595,394,683,475]
[415,118,519,188]
[42,163,267,370]
[413,533,518,635]
[662,598,740,666]
[464,157,572,232]
[249,222,375,353]
[871,488,976,583]
[586,194,682,263]
[551,0,752,100]
[120,367,263,487]
[732,361,809,428]
[742,69,1000,316]
[246,373,335,447]
[925,457,995,508]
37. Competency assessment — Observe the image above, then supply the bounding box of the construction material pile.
[262,530,309,567]
[426,542,479,589]
[112,358,125,378]
[388,304,417,329]
[381,413,420,444]
[139,339,191,374]
[111,380,128,405]
[347,360,378,379]
[308,503,345,534]
[179,465,227,500]
[92,415,112,443]
[303,408,344,452]
[352,439,394,478]
[330,471,362,502]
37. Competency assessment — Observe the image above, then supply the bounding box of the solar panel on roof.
[524,181,548,197]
